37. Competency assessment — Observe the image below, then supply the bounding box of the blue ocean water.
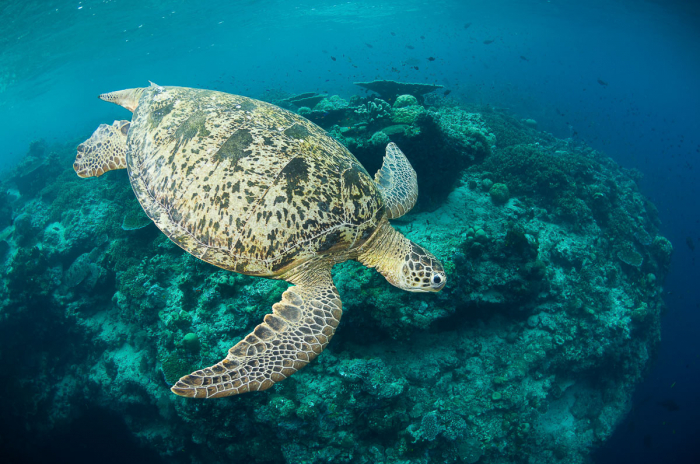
[1,0,698,462]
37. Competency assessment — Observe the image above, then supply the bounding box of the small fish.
[365,42,373,48]
[597,78,608,86]
[464,22,472,29]
[686,237,695,251]
[331,56,336,61]
[520,55,529,61]
[406,44,415,49]
[427,56,436,61]
[413,66,419,70]
[443,90,451,96]
[483,39,494,45]
[390,32,396,36]
[420,35,425,39]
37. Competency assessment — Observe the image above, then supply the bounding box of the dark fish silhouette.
[365,43,373,48]
[406,45,415,49]
[520,55,529,61]
[420,35,425,39]
[657,399,680,411]
[390,32,396,36]
[687,237,695,251]
[483,39,494,45]
[464,23,472,29]
[428,56,436,61]
[331,56,336,61]
[443,90,451,96]
[598,79,608,86]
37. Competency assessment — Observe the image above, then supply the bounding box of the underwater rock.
[0,92,670,464]
[489,182,510,204]
[279,91,327,109]
[0,239,8,262]
[63,252,102,290]
[434,107,495,159]
[300,106,356,127]
[11,140,55,196]
[12,212,35,246]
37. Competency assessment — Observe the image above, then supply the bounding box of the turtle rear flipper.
[374,142,418,219]
[73,120,130,178]
[171,263,342,398]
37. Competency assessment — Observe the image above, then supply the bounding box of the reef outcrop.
[0,88,669,464]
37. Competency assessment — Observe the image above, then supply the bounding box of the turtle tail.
[99,87,146,112]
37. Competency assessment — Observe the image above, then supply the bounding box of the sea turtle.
[74,83,446,398]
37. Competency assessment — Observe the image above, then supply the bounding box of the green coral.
[617,245,643,268]
[435,107,495,158]
[121,207,152,230]
[391,105,425,125]
[485,145,560,195]
[313,95,349,111]
[159,351,195,385]
[368,130,390,147]
[393,94,419,108]
[489,183,510,204]
[482,144,594,212]
[181,332,200,353]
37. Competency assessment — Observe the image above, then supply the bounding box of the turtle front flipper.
[171,263,342,398]
[373,142,418,219]
[73,120,130,178]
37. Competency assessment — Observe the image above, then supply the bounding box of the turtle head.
[396,241,447,293]
[99,87,147,113]
[359,221,447,293]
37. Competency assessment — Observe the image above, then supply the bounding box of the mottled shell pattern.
[127,86,384,276]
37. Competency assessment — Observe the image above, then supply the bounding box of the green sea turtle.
[74,83,446,398]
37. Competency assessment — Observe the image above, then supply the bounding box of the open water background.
[0,1,698,462]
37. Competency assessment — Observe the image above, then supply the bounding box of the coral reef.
[354,80,443,104]
[0,90,670,464]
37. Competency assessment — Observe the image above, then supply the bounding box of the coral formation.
[354,79,443,103]
[489,182,510,204]
[354,98,392,125]
[0,88,670,464]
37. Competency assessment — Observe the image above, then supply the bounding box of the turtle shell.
[127,86,384,276]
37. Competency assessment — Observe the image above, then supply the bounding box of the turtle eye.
[431,274,442,287]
